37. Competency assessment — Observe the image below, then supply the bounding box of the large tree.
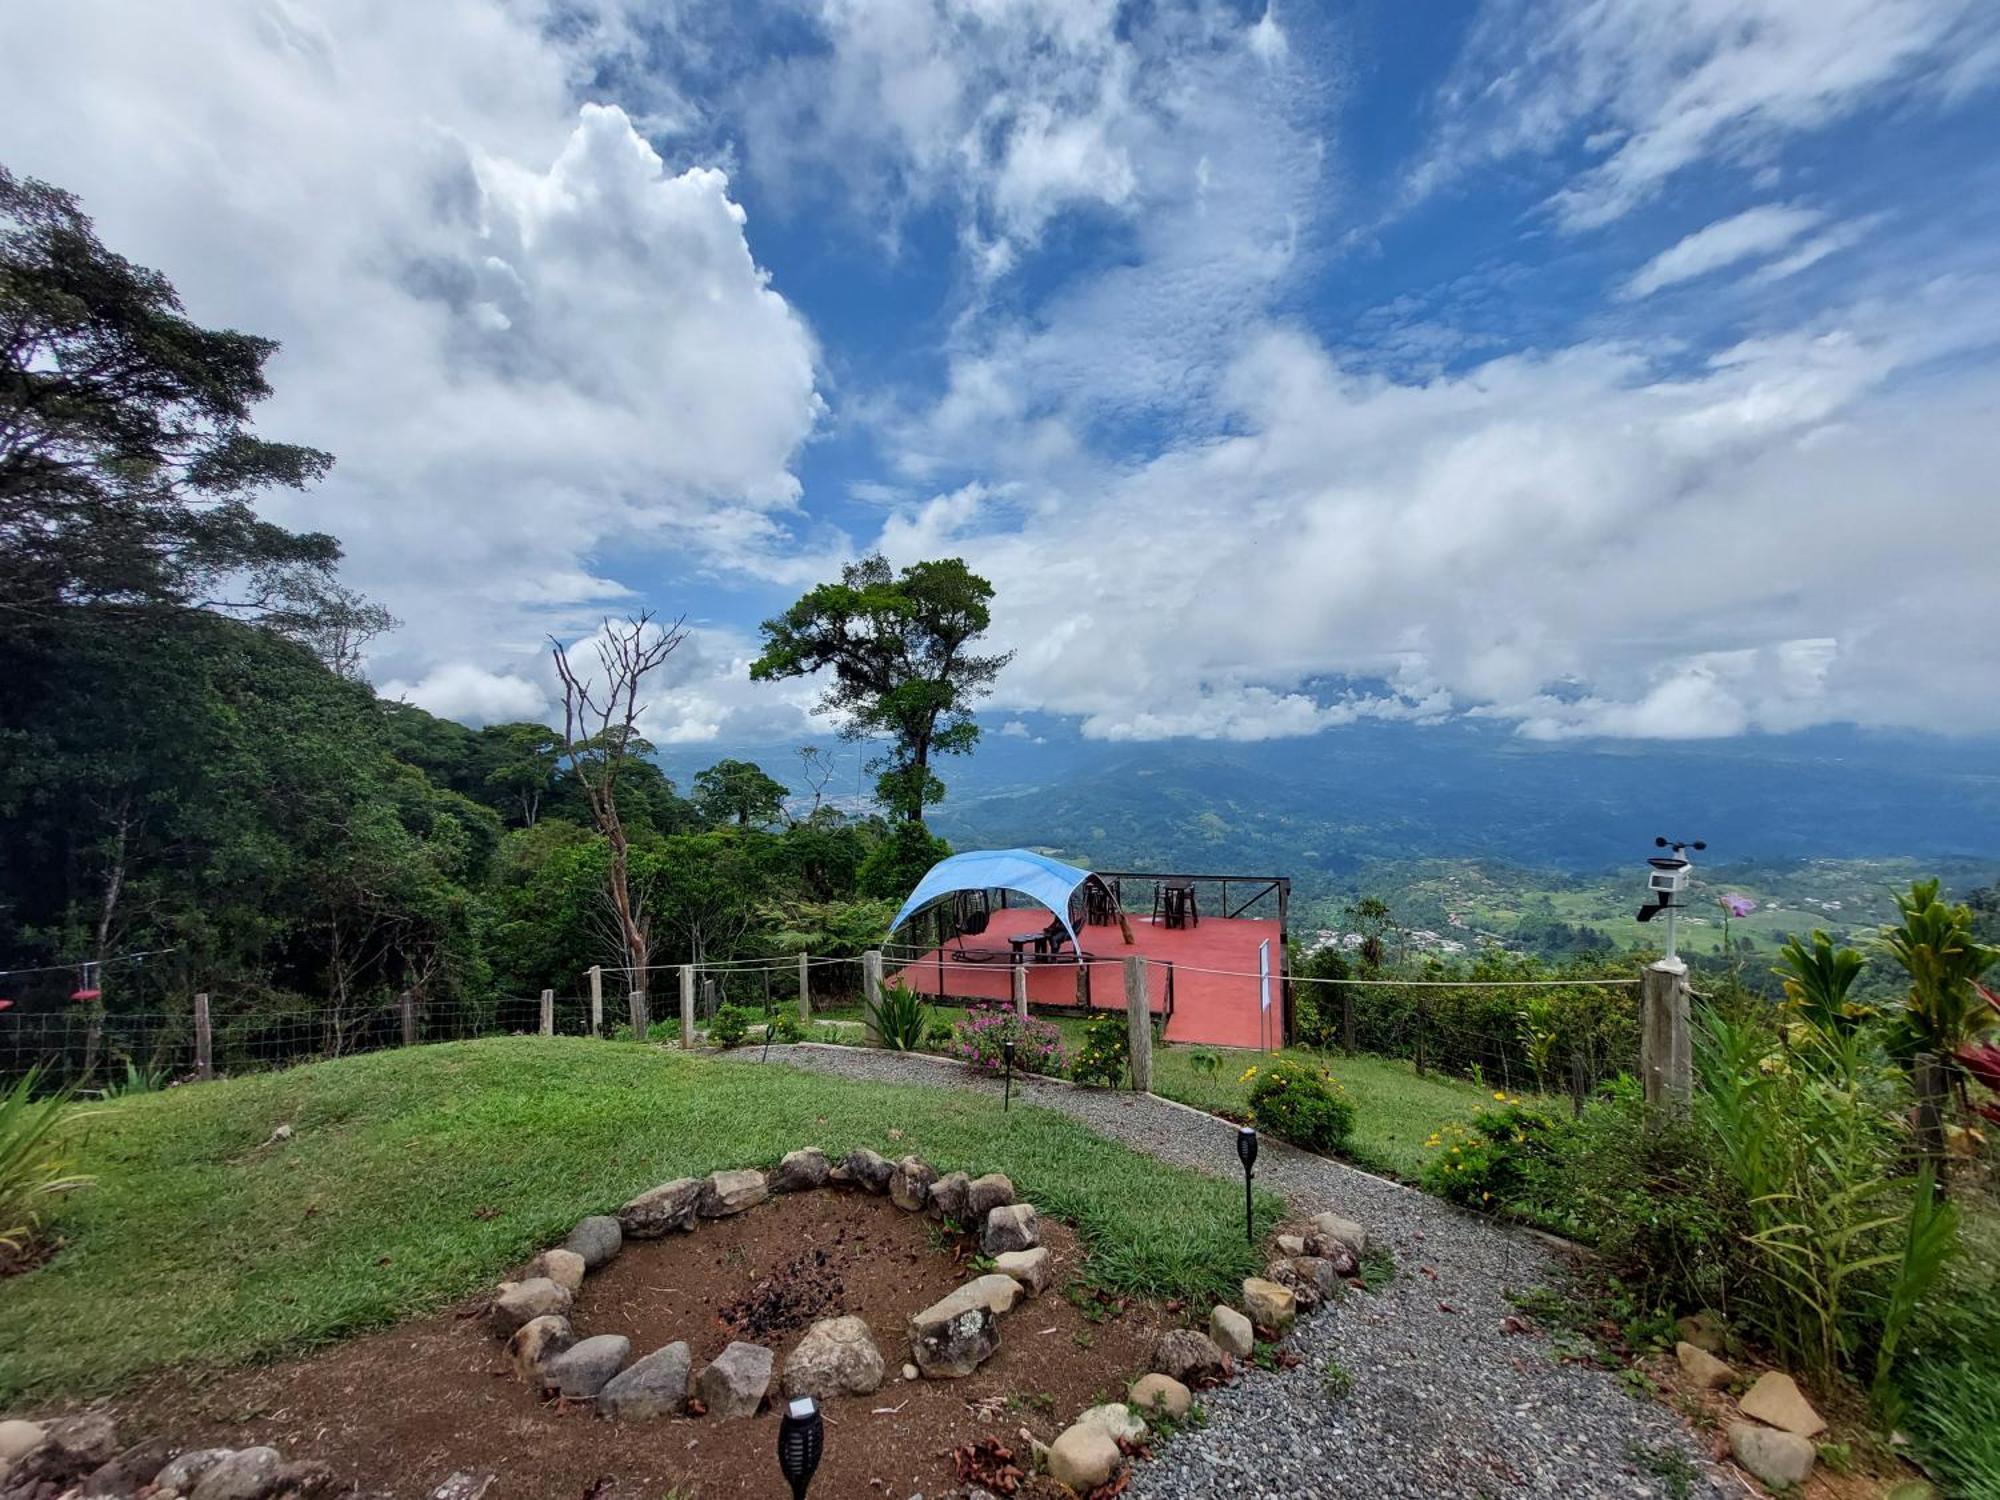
[0,166,341,640]
[693,758,789,828]
[750,554,1010,823]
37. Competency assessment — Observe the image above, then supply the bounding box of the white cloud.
[1622,203,1824,297]
[872,279,2000,740]
[0,0,821,702]
[1414,0,1999,228]
[382,663,550,725]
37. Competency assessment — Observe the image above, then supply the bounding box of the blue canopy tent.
[888,848,1099,955]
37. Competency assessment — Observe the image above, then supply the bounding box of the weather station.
[1635,836,1705,962]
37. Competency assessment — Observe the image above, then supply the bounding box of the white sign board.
[1258,939,1272,1011]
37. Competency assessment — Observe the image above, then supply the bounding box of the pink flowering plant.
[950,1003,1067,1077]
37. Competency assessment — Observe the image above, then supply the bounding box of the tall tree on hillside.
[693,758,789,828]
[0,166,337,636]
[478,722,563,828]
[750,554,1011,824]
[551,614,686,978]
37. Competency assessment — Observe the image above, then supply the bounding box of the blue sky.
[4,0,1997,749]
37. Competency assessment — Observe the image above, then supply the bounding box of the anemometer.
[1636,836,1705,961]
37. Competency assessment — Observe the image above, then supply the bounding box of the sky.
[4,0,1998,752]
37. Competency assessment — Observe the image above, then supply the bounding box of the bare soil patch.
[115,1190,1166,1499]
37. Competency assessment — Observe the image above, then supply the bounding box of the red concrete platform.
[887,904,1282,1050]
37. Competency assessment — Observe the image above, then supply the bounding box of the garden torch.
[1002,1036,1016,1112]
[1236,1126,1258,1243]
[778,1395,824,1499]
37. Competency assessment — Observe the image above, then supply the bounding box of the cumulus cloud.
[1413,0,1999,227]
[1622,204,1825,297]
[0,0,821,702]
[871,280,2000,740]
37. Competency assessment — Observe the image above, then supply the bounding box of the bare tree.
[794,744,837,822]
[551,613,686,978]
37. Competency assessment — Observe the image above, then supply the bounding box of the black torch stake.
[1002,1036,1016,1112]
[778,1394,824,1499]
[1236,1126,1259,1244]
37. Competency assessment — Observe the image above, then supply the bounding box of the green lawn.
[801,1003,1510,1179]
[0,1037,1282,1405]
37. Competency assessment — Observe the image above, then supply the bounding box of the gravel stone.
[724,1044,1733,1498]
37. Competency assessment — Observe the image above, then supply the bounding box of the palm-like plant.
[1,1068,92,1258]
[1774,930,1871,1037]
[1879,880,1999,1065]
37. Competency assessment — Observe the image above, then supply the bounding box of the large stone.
[618,1178,702,1238]
[1242,1276,1296,1332]
[17,1413,121,1487]
[488,1276,572,1335]
[1738,1370,1825,1437]
[507,1315,575,1381]
[1289,1255,1343,1304]
[909,1295,1001,1378]
[1152,1328,1227,1385]
[0,1421,45,1462]
[769,1148,831,1194]
[1074,1402,1147,1445]
[890,1155,937,1212]
[428,1474,495,1500]
[982,1202,1039,1254]
[189,1446,283,1500]
[928,1171,974,1223]
[1128,1373,1192,1420]
[696,1341,775,1419]
[155,1450,232,1495]
[784,1315,885,1400]
[1676,1310,1726,1354]
[598,1341,691,1420]
[1263,1258,1321,1313]
[563,1215,622,1269]
[1208,1304,1254,1358]
[698,1168,769,1218]
[843,1148,895,1193]
[958,1273,1026,1315]
[1309,1211,1367,1258]
[530,1248,586,1292]
[967,1173,1016,1217]
[1675,1341,1737,1390]
[1047,1423,1123,1494]
[1727,1422,1816,1488]
[539,1334,631,1399]
[994,1246,1051,1294]
[82,1438,174,1495]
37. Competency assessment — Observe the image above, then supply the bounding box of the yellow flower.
[1238,1065,1259,1084]
[1493,1091,1506,1101]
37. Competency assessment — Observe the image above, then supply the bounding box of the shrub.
[1070,1013,1128,1088]
[951,1004,1067,1076]
[1244,1059,1355,1153]
[769,1009,807,1044]
[709,1005,753,1048]
[1418,1095,1569,1210]
[1,1069,90,1261]
[868,980,931,1051]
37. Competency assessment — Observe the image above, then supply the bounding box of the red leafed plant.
[1957,984,2000,1123]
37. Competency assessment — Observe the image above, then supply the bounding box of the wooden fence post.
[399,990,416,1047]
[539,988,554,1037]
[194,992,213,1081]
[588,965,603,1038]
[1414,996,1427,1076]
[1124,957,1153,1093]
[1011,960,1028,1021]
[629,988,649,1040]
[1640,958,1692,1115]
[862,950,884,1046]
[797,951,811,1023]
[1342,989,1355,1056]
[680,964,697,1049]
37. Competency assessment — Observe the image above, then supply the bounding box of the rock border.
[493,1147,1073,1427]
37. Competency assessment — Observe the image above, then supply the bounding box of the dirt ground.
[120,1189,1167,1499]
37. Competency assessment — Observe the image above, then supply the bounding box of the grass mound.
[0,1036,1278,1403]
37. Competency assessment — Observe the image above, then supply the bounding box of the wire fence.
[1,938,1662,1108]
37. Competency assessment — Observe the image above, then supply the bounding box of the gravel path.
[725,1045,1734,1499]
